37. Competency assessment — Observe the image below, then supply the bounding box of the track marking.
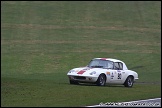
[86,98,161,107]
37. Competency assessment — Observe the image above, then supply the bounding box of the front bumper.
[134,77,139,81]
[68,75,98,83]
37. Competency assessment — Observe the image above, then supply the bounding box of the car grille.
[74,76,86,80]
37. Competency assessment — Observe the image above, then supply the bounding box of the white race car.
[67,58,139,87]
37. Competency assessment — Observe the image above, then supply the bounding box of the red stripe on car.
[100,58,107,60]
[77,70,86,74]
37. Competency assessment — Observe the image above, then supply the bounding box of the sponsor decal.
[106,72,110,75]
[111,72,114,79]
[77,70,86,74]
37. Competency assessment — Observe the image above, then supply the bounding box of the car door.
[110,62,125,83]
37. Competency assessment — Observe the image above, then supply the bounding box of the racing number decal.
[111,72,122,79]
[117,73,122,79]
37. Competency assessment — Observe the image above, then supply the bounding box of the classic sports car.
[67,58,138,87]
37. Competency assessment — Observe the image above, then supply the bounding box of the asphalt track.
[86,98,161,107]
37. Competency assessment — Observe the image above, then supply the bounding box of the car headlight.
[68,70,75,73]
[89,71,96,75]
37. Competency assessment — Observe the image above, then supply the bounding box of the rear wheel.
[96,74,106,86]
[124,76,134,87]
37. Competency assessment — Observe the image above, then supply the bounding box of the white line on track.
[86,98,161,107]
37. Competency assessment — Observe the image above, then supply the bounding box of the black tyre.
[124,76,134,87]
[69,80,79,85]
[96,74,106,86]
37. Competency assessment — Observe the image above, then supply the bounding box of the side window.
[107,61,113,69]
[114,62,120,70]
[114,62,123,70]
[119,62,123,70]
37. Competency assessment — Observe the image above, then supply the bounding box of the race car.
[67,58,138,87]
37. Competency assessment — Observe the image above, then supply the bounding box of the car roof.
[93,58,124,63]
[92,58,128,70]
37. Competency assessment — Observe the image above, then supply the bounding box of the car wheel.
[96,74,106,86]
[124,76,134,87]
[69,80,79,85]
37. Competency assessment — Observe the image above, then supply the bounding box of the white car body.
[67,58,139,87]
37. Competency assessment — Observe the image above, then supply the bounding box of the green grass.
[1,1,161,107]
[1,77,161,107]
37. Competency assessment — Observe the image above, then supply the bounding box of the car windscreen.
[88,59,114,69]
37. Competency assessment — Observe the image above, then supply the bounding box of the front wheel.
[96,74,106,86]
[124,76,134,87]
